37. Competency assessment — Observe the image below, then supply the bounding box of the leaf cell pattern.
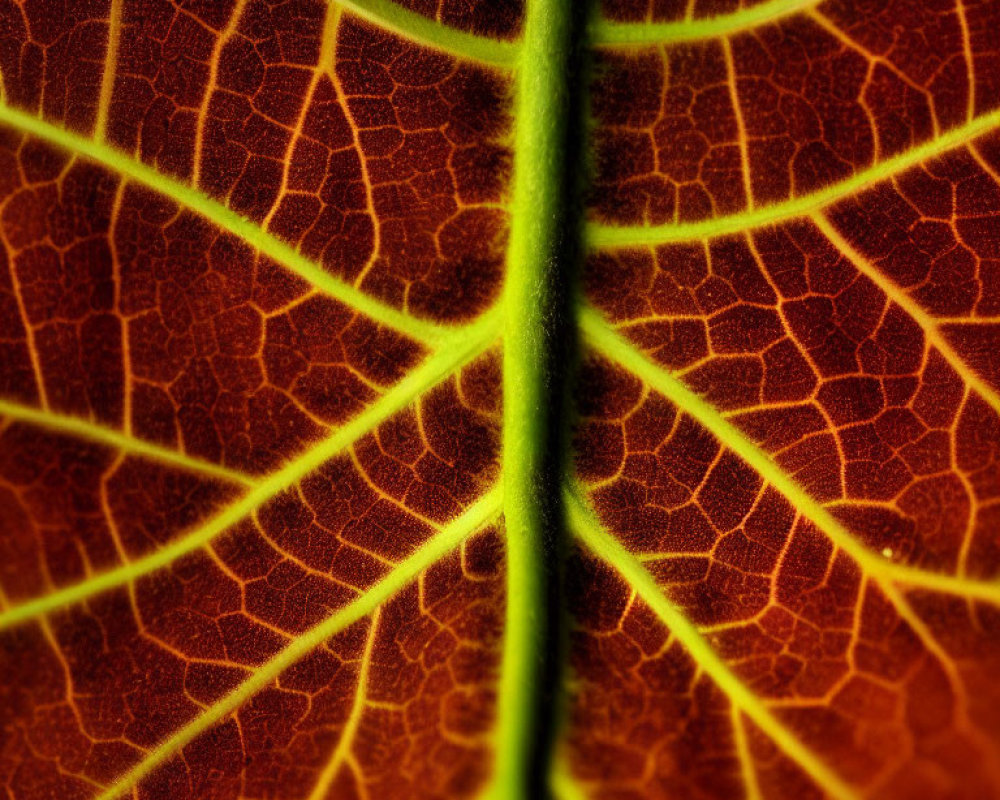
[0,0,999,799]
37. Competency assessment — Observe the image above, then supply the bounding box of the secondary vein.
[587,107,1000,248]
[591,0,819,47]
[334,0,517,67]
[566,486,859,800]
[93,490,502,800]
[581,306,1000,605]
[0,103,445,346]
[0,317,498,630]
[0,398,255,487]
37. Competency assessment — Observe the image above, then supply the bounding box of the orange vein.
[193,0,250,186]
[812,212,1000,416]
[566,486,859,800]
[306,608,380,800]
[263,2,341,229]
[95,0,123,142]
[722,36,754,211]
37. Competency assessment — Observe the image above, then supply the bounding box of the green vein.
[0,315,499,629]
[591,0,818,46]
[334,0,517,67]
[0,398,255,487]
[0,103,444,346]
[565,485,859,800]
[581,306,1000,605]
[493,0,575,794]
[550,758,591,800]
[882,562,1000,604]
[94,487,502,800]
[586,107,1000,248]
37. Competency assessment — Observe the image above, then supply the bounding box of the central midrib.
[496,0,580,795]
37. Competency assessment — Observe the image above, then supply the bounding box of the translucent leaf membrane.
[0,0,514,797]
[568,353,1000,798]
[588,0,1000,225]
[571,0,1000,796]
[3,0,1000,797]
[394,0,525,39]
[0,526,505,799]
[0,0,514,322]
[584,142,1000,579]
[0,133,432,475]
[0,351,504,798]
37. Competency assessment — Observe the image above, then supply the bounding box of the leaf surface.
[1,1,999,799]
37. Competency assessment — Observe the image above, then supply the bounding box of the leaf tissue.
[1,0,1000,798]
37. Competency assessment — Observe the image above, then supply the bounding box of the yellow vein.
[587,106,1000,248]
[0,316,498,629]
[0,397,255,487]
[549,759,590,800]
[94,0,123,142]
[306,607,380,800]
[0,102,444,346]
[812,213,1000,416]
[591,0,819,46]
[333,0,517,68]
[731,706,763,800]
[94,489,501,800]
[581,306,1000,606]
[566,486,859,800]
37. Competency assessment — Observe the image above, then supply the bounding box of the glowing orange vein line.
[588,106,1000,248]
[306,608,380,800]
[581,305,1000,607]
[812,212,1000,417]
[566,485,859,800]
[94,0,123,142]
[193,0,250,187]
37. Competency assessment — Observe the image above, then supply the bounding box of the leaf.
[1,1,999,799]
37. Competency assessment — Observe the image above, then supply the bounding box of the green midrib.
[494,0,576,795]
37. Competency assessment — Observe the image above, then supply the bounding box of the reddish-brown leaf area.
[395,0,524,39]
[0,527,504,799]
[568,0,1000,797]
[3,0,1000,798]
[570,355,1000,798]
[0,1,513,320]
[0,1,513,797]
[590,0,1000,224]
[0,350,503,797]
[0,132,432,473]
